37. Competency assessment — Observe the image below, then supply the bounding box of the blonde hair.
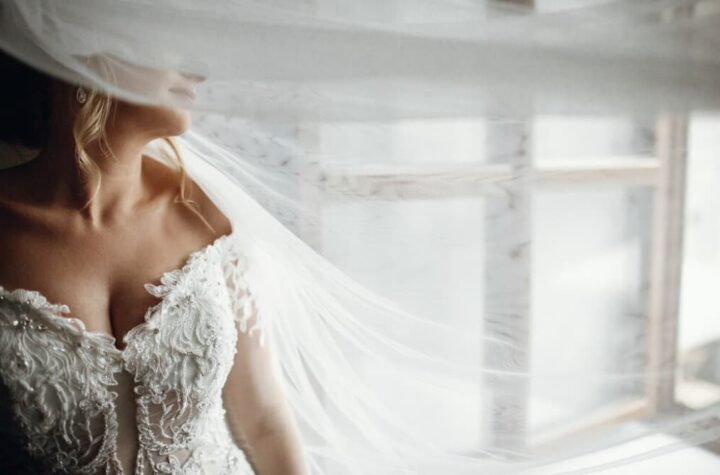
[72,88,111,207]
[71,90,215,234]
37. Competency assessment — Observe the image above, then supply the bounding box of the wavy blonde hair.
[72,89,215,233]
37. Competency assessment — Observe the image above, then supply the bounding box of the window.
[296,111,720,460]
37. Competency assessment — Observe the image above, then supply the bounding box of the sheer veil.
[2,0,720,473]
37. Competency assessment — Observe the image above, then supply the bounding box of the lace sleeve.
[219,234,308,474]
[221,236,265,347]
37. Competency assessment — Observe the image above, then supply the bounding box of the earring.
[75,86,87,104]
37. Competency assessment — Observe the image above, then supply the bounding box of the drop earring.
[75,86,87,104]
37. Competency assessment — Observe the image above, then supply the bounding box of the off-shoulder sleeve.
[218,233,307,473]
[219,234,266,346]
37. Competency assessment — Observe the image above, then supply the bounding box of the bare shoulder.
[144,154,233,240]
[186,177,234,238]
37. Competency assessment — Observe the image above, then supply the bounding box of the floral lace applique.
[0,232,257,474]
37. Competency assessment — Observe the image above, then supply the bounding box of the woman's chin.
[144,107,192,137]
[166,108,192,135]
[115,100,192,138]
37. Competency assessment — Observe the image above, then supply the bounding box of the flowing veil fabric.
[2,0,720,473]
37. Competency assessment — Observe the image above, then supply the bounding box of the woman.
[0,51,309,474]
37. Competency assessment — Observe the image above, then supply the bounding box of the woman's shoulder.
[143,153,233,240]
[188,178,234,238]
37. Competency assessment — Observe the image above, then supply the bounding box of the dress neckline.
[0,230,234,356]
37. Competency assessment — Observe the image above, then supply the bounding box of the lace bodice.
[0,231,260,474]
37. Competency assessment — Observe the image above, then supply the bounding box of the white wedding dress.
[0,229,258,474]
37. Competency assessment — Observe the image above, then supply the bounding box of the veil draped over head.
[2,0,720,473]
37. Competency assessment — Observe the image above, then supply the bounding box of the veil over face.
[2,0,720,473]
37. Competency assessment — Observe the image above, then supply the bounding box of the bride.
[0,50,309,474]
[0,41,492,475]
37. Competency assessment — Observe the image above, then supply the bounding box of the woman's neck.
[7,106,154,228]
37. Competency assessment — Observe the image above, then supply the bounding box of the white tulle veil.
[2,0,720,473]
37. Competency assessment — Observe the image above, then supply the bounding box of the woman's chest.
[0,252,239,473]
[0,231,227,348]
[0,243,237,382]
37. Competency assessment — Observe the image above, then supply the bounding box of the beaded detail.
[0,231,259,474]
